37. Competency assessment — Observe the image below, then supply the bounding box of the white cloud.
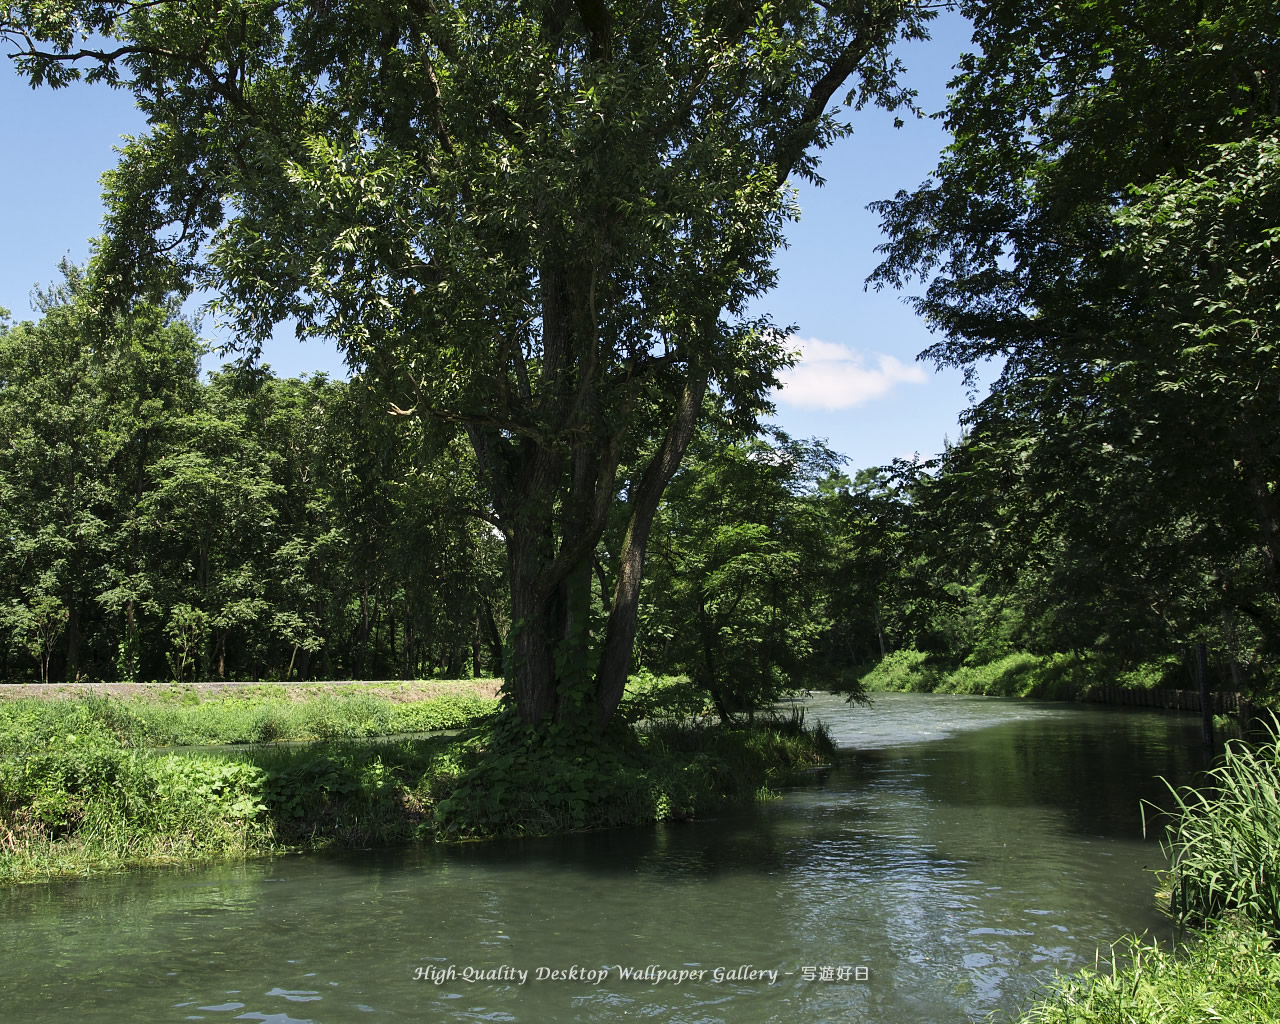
[776,336,926,410]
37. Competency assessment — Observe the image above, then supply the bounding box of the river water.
[0,692,1215,1023]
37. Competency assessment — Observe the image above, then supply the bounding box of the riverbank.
[0,679,831,884]
[860,648,1207,700]
[1012,727,1280,1024]
[1013,923,1280,1022]
[0,691,1222,1020]
[859,656,1280,1022]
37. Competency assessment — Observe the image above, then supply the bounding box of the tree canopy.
[3,0,932,727]
[868,0,1280,672]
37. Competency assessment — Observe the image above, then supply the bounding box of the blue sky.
[0,12,984,472]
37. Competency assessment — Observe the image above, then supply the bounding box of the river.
[0,692,1215,1023]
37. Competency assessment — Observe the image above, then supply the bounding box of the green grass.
[1153,730,1280,932]
[1012,924,1280,1024]
[857,649,1188,699]
[858,649,1093,698]
[0,688,498,752]
[1012,728,1280,1024]
[0,685,836,883]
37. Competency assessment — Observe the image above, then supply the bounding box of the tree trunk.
[481,597,505,673]
[64,600,81,681]
[594,364,708,725]
[506,540,561,724]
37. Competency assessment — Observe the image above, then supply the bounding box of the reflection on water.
[0,693,1214,1023]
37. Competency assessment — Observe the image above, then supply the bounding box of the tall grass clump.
[1154,728,1280,931]
[0,730,272,881]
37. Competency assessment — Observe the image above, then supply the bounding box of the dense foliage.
[852,0,1280,693]
[0,270,507,684]
[635,426,855,718]
[1,0,931,728]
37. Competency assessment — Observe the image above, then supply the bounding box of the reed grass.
[1015,729,1280,1024]
[1151,728,1280,931]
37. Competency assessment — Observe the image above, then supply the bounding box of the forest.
[2,255,1275,704]
[2,0,1275,713]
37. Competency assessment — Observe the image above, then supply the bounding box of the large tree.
[5,0,929,725]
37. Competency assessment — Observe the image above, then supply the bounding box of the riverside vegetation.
[1,0,1278,1018]
[1009,731,1280,1024]
[856,650,1188,700]
[0,676,833,884]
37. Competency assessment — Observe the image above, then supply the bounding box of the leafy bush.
[427,712,835,841]
[392,695,497,733]
[1117,657,1185,691]
[616,672,714,722]
[0,733,272,880]
[860,649,944,692]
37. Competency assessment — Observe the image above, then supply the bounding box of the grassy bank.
[1011,730,1280,1024]
[0,678,832,884]
[1014,924,1280,1023]
[859,649,1181,699]
[0,681,500,749]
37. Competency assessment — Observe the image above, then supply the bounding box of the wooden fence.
[1080,685,1244,715]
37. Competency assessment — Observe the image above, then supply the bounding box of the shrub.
[860,649,942,692]
[860,649,1093,698]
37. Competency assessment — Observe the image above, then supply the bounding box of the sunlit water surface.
[0,693,1215,1023]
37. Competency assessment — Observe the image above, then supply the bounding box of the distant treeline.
[0,270,883,696]
[0,269,506,684]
